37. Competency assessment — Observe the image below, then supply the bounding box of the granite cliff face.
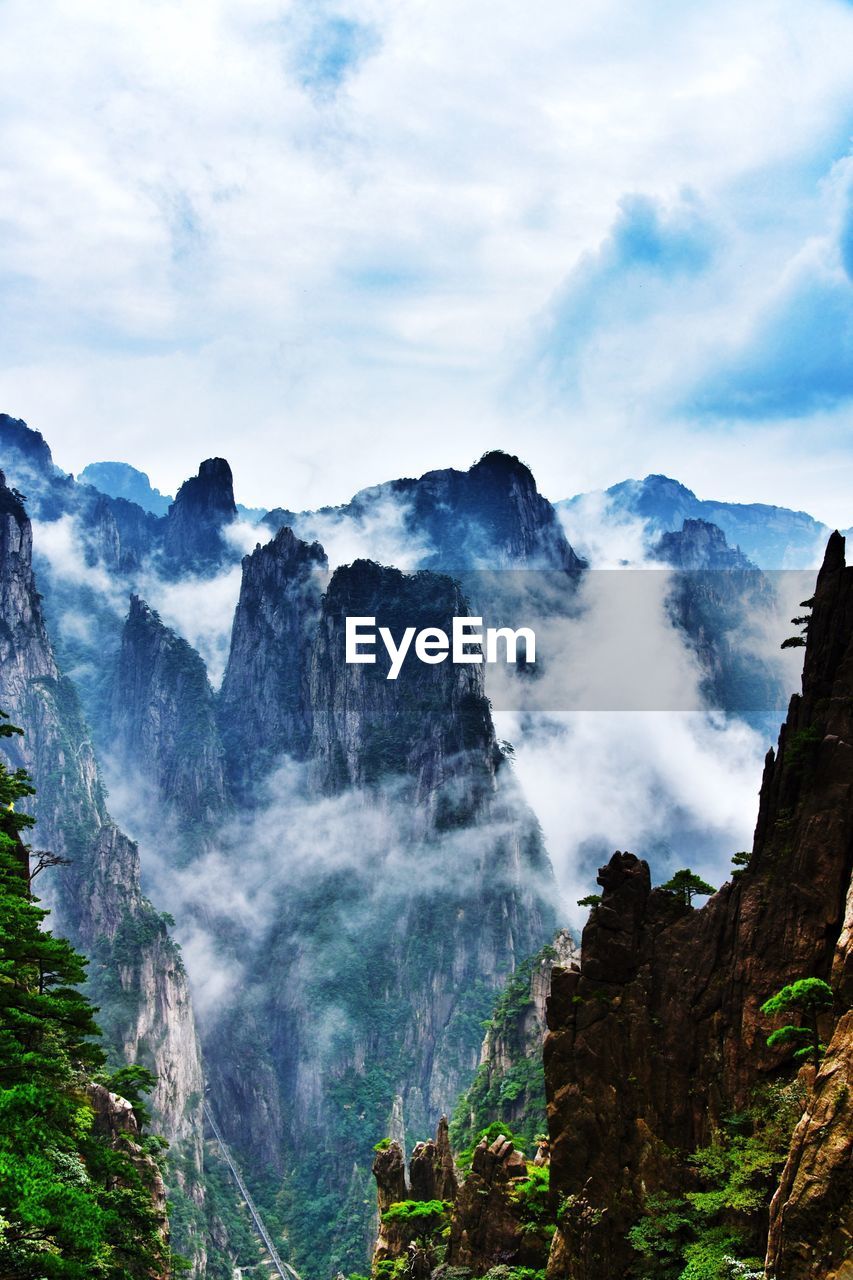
[109,595,229,843]
[543,531,853,1278]
[204,550,558,1275]
[452,930,578,1156]
[652,518,786,722]
[0,470,207,1266]
[265,450,585,574]
[163,458,237,573]
[218,526,327,796]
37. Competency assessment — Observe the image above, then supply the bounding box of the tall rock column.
[543,531,853,1279]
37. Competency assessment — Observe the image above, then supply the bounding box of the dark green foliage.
[658,869,716,907]
[783,724,821,772]
[0,716,175,1278]
[450,946,558,1157]
[167,1143,263,1280]
[482,1269,546,1280]
[730,852,750,869]
[511,1165,551,1230]
[761,977,833,1066]
[627,1080,804,1279]
[781,604,811,651]
[577,894,602,908]
[382,1198,450,1238]
[628,1193,694,1279]
[104,1065,157,1133]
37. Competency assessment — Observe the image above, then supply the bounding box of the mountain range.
[1,410,849,1279]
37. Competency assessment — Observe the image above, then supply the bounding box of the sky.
[0,0,852,523]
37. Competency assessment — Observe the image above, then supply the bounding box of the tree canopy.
[659,868,717,907]
[0,711,175,1278]
[761,978,834,1068]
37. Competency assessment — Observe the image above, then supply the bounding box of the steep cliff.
[543,531,853,1278]
[265,450,585,574]
[652,518,786,721]
[206,555,557,1277]
[218,526,327,796]
[163,458,237,573]
[0,470,207,1267]
[109,595,229,844]
[452,930,578,1156]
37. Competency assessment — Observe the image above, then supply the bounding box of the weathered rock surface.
[163,458,237,572]
[87,1082,171,1279]
[544,531,853,1278]
[409,1118,459,1204]
[766,1011,853,1278]
[218,525,327,795]
[0,470,207,1264]
[453,931,578,1153]
[266,449,585,573]
[652,517,785,721]
[110,594,229,839]
[446,1134,546,1273]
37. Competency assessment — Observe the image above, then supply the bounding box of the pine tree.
[659,868,717,907]
[0,712,175,1279]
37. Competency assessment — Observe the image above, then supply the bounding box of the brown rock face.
[373,1142,408,1216]
[409,1118,459,1203]
[86,1083,170,1278]
[446,1134,548,1272]
[544,532,853,1278]
[371,1123,458,1270]
[766,1011,853,1278]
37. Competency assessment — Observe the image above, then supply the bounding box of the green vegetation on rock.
[0,713,179,1279]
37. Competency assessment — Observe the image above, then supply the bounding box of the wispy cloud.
[0,1,851,522]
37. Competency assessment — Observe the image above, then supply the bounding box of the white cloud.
[0,1,851,522]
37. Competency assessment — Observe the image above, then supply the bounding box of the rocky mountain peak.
[543,530,853,1278]
[163,457,237,571]
[110,593,228,840]
[78,461,172,516]
[218,526,328,794]
[0,414,56,475]
[652,517,754,569]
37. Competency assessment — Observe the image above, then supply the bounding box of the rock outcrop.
[87,1082,171,1279]
[543,530,853,1278]
[218,526,327,795]
[410,1118,459,1204]
[163,458,237,572]
[265,449,585,574]
[207,552,557,1275]
[453,931,578,1155]
[109,595,229,841]
[371,1120,549,1278]
[446,1133,546,1273]
[651,517,786,722]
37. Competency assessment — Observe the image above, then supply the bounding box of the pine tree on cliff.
[0,712,175,1279]
[761,978,834,1068]
[659,868,716,907]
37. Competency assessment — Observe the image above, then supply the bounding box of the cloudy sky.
[0,0,852,522]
